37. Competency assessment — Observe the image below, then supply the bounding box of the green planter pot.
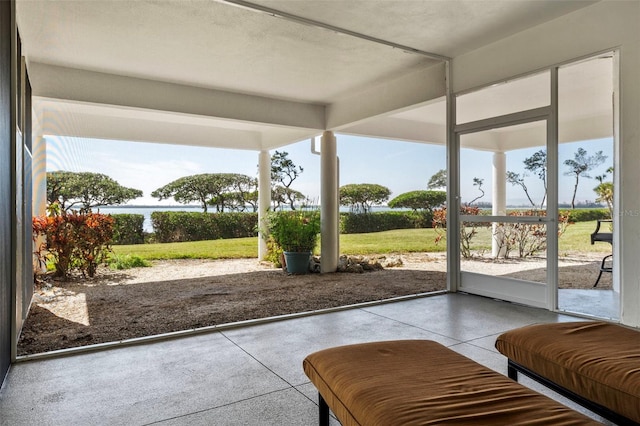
[283,251,311,275]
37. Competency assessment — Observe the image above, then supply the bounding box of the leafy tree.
[388,190,446,212]
[47,171,142,212]
[152,173,257,212]
[594,166,614,218]
[339,183,391,214]
[271,151,303,210]
[271,186,305,210]
[506,171,536,207]
[152,174,217,212]
[523,150,547,206]
[564,148,607,209]
[241,190,259,212]
[427,169,447,190]
[506,150,547,209]
[466,177,485,206]
[214,174,257,212]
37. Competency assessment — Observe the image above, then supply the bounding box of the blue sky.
[46,134,613,207]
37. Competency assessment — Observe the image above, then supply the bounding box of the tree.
[47,171,142,211]
[564,148,607,209]
[153,174,216,212]
[271,151,303,210]
[152,173,257,212]
[523,150,547,207]
[427,169,447,190]
[339,183,391,214]
[506,150,547,209]
[466,177,485,206]
[270,186,306,210]
[217,174,257,212]
[506,171,536,207]
[594,166,614,218]
[388,190,446,212]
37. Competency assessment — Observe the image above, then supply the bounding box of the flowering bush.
[265,210,320,253]
[33,211,114,277]
[431,207,572,259]
[493,210,572,258]
[432,206,488,258]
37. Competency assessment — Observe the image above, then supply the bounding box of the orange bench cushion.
[303,340,599,425]
[496,321,640,424]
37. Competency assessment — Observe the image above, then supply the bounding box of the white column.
[492,152,506,257]
[32,109,47,218]
[321,131,339,273]
[258,150,271,260]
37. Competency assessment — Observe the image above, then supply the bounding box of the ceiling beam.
[29,62,326,131]
[218,0,450,62]
[327,62,446,130]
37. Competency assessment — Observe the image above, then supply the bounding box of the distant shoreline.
[99,205,202,209]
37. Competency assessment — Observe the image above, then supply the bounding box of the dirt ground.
[18,252,611,355]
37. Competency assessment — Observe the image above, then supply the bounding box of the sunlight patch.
[38,292,90,327]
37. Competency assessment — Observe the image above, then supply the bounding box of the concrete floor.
[559,288,620,320]
[0,293,612,425]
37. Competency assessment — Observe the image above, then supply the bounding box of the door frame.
[447,68,559,311]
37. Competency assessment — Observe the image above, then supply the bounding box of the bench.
[496,321,640,426]
[303,340,600,425]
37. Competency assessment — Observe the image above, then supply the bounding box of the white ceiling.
[16,0,604,151]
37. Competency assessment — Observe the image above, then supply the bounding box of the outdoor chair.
[590,219,613,287]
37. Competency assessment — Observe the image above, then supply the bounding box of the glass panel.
[460,219,547,285]
[557,53,617,319]
[459,120,548,284]
[457,71,550,124]
[460,121,547,213]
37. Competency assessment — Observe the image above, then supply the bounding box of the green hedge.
[151,211,258,243]
[111,214,145,245]
[562,208,610,223]
[340,211,433,234]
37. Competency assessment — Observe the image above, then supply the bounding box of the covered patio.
[2,0,640,421]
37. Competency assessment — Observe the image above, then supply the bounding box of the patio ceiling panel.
[17,0,436,104]
[337,116,446,146]
[16,0,601,150]
[252,0,599,58]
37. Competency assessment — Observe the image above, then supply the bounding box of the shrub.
[432,206,488,258]
[564,208,609,223]
[151,211,258,243]
[108,254,151,270]
[111,213,145,245]
[264,210,320,252]
[340,211,432,234]
[264,236,284,267]
[493,210,571,258]
[33,211,114,277]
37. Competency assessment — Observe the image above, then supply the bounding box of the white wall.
[451,1,640,327]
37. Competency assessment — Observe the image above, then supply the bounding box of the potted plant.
[265,210,320,274]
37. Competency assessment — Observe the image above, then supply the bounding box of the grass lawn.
[112,220,609,261]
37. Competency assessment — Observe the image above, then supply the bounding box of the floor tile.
[0,293,613,426]
[154,388,319,426]
[222,304,459,385]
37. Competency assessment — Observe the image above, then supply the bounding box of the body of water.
[98,206,205,232]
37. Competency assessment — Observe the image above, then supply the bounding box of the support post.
[320,131,338,273]
[258,150,271,261]
[492,151,506,257]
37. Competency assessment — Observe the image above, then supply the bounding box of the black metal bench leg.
[319,393,330,426]
[507,360,518,381]
[593,254,613,288]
